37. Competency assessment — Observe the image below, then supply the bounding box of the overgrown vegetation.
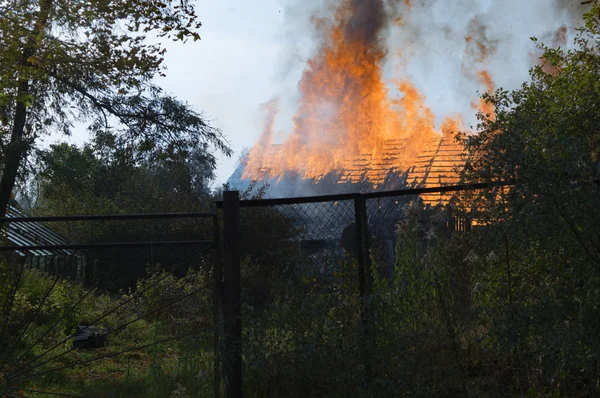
[2,2,600,398]
[0,264,216,397]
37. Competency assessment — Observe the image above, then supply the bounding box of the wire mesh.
[5,178,598,396]
[236,198,365,396]
[234,188,509,396]
[364,192,477,395]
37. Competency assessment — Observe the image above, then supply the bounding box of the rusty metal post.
[354,196,367,299]
[354,195,374,378]
[223,191,242,398]
[212,203,223,398]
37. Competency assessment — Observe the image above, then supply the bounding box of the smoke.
[281,0,590,114]
[380,0,591,128]
[554,0,592,23]
[464,16,498,63]
[246,0,592,170]
[273,0,592,139]
[344,0,388,44]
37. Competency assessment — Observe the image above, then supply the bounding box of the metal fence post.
[354,194,374,379]
[212,203,223,398]
[223,191,242,398]
[354,195,366,299]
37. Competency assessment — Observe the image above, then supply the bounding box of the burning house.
[227,0,582,272]
[229,1,474,197]
[223,0,516,280]
[225,0,481,271]
[229,0,584,274]
[229,131,466,202]
[228,131,468,280]
[228,0,476,201]
[227,0,586,196]
[228,0,592,280]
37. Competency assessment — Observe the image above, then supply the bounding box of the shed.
[2,203,86,281]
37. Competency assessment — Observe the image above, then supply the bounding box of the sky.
[63,0,289,185]
[154,0,288,184]
[60,0,590,186]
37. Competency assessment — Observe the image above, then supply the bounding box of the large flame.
[242,0,494,186]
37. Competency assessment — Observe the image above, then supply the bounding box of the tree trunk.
[0,0,53,217]
[0,80,29,217]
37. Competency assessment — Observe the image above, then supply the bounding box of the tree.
[33,140,215,213]
[27,141,217,288]
[0,0,231,216]
[463,1,600,258]
[461,3,600,394]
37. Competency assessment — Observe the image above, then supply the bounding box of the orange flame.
[475,70,496,120]
[532,26,567,76]
[242,0,487,187]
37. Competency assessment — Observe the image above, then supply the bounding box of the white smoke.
[270,0,590,136]
[386,0,589,129]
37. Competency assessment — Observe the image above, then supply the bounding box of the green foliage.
[26,142,217,290]
[458,4,600,395]
[0,259,14,315]
[1,263,216,397]
[242,257,364,398]
[128,265,213,333]
[0,0,231,216]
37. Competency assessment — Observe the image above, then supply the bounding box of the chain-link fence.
[234,196,361,396]
[216,181,546,397]
[0,182,539,397]
[212,178,600,397]
[2,178,599,397]
[215,186,469,396]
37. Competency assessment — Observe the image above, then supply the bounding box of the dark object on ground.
[71,325,110,349]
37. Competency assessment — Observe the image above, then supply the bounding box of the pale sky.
[60,0,587,186]
[156,0,287,184]
[64,0,290,185]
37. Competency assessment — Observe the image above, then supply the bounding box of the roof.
[229,133,468,205]
[3,203,74,256]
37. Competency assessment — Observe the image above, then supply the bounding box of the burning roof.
[231,0,479,198]
[230,131,466,205]
[230,0,584,199]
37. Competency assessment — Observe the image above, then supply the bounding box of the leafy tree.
[27,141,217,288]
[0,0,231,216]
[463,1,600,265]
[461,3,600,394]
[33,140,215,212]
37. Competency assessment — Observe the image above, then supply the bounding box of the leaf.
[0,0,224,217]
[26,55,39,65]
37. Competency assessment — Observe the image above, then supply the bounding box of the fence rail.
[0,211,217,223]
[0,212,218,250]
[0,240,214,251]
[214,181,516,208]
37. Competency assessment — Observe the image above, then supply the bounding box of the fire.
[464,16,496,121]
[474,70,496,120]
[530,26,567,76]
[242,0,488,186]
